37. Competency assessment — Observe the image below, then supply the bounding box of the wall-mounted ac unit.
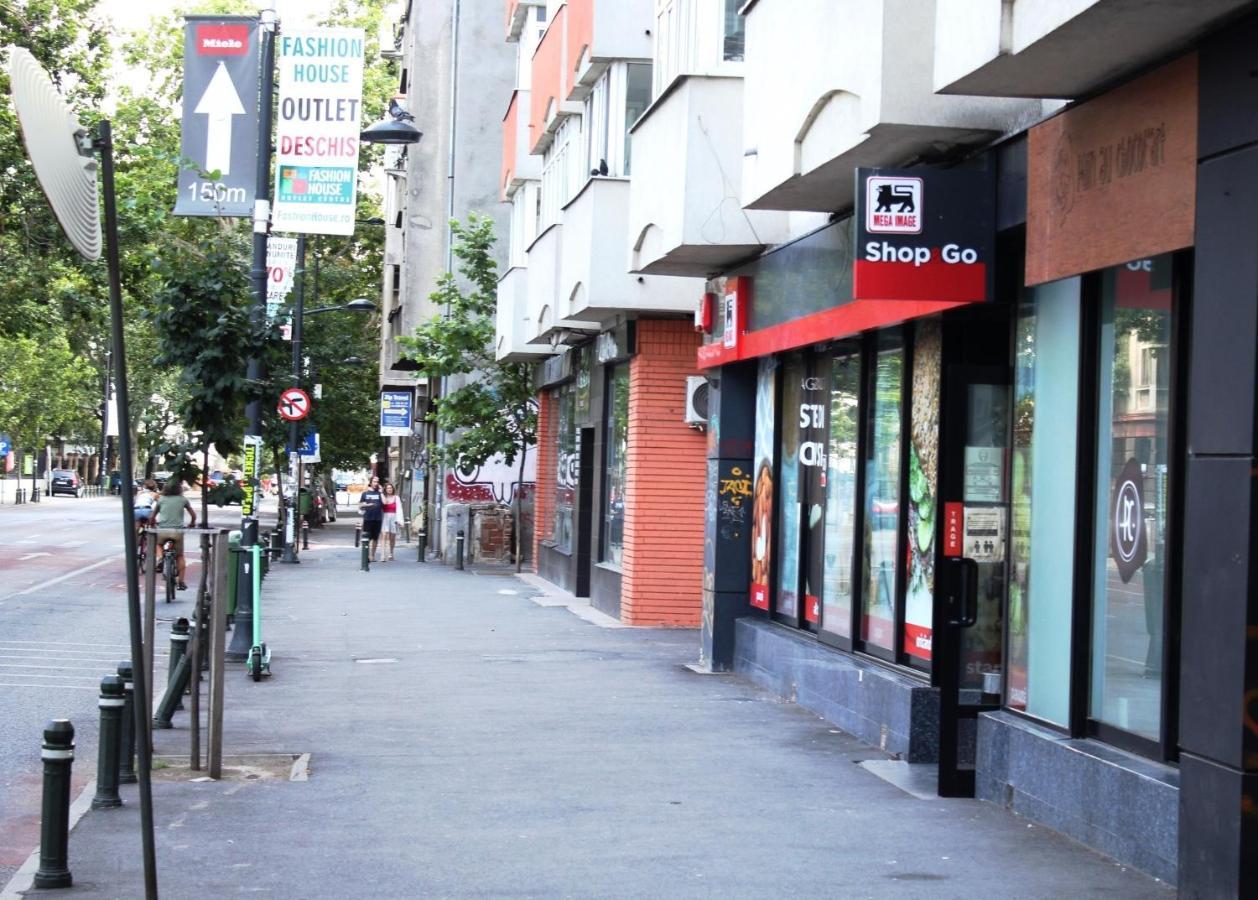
[684,375,709,427]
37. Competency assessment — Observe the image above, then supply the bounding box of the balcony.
[561,177,701,322]
[502,91,541,200]
[934,0,1250,98]
[566,0,652,91]
[505,0,545,42]
[525,223,601,346]
[496,266,549,362]
[740,0,1036,212]
[628,75,790,277]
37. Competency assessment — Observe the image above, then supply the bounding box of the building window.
[540,115,580,229]
[553,384,576,553]
[623,62,651,175]
[722,0,744,61]
[821,349,860,640]
[1008,278,1081,726]
[602,365,630,565]
[861,330,903,651]
[1088,255,1174,744]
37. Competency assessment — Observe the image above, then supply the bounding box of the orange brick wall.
[532,389,555,570]
[621,319,707,626]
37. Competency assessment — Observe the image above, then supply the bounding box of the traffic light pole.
[228,8,276,662]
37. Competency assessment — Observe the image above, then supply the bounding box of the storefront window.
[553,384,576,553]
[862,332,903,650]
[904,320,940,662]
[750,359,776,609]
[602,365,630,566]
[1008,279,1081,726]
[775,356,805,618]
[1089,256,1173,742]
[821,350,860,639]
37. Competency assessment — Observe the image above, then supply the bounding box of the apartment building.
[495,1,1258,893]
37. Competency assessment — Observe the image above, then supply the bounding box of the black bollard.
[301,520,310,550]
[417,529,426,563]
[153,654,191,729]
[117,661,136,784]
[91,676,125,809]
[455,530,465,571]
[360,537,370,572]
[354,523,361,547]
[168,618,190,711]
[34,719,74,889]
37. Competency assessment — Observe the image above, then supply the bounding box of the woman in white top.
[380,482,404,561]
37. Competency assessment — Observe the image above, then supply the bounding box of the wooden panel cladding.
[1027,53,1197,286]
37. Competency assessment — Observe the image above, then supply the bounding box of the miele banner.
[852,167,994,304]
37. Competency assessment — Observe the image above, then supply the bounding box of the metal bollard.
[91,676,125,809]
[416,529,427,563]
[168,618,190,711]
[354,523,361,547]
[117,661,136,784]
[455,530,465,571]
[301,520,310,550]
[34,719,74,889]
[32,487,40,502]
[153,654,191,729]
[360,537,370,572]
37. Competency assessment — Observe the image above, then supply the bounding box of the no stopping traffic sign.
[278,387,311,421]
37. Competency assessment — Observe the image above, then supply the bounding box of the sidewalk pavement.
[3,517,1170,899]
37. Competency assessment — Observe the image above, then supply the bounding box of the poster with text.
[273,28,364,236]
[750,359,776,610]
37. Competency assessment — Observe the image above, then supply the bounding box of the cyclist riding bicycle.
[154,478,197,591]
[133,479,159,530]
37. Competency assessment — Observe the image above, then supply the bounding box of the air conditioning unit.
[684,375,709,427]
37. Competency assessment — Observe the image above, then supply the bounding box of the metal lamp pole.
[280,235,307,564]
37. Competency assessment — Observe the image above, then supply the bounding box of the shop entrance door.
[934,365,1010,797]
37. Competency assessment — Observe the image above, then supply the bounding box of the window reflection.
[822,351,860,639]
[862,332,902,650]
[602,366,630,566]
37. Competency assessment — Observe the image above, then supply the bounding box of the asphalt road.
[0,490,269,887]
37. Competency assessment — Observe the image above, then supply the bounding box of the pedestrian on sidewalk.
[380,482,404,561]
[358,478,384,561]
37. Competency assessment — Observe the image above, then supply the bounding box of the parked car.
[50,469,83,498]
[152,471,172,490]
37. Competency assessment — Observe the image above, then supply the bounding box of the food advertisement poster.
[750,359,776,610]
[904,320,940,660]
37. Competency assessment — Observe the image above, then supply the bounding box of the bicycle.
[157,537,177,603]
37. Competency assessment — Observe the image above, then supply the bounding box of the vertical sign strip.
[175,16,260,217]
[272,28,365,236]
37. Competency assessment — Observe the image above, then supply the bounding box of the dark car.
[50,469,82,498]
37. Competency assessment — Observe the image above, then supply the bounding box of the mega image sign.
[853,168,994,304]
[273,28,365,236]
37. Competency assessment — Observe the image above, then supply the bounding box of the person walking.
[380,482,405,561]
[155,478,197,590]
[359,477,385,562]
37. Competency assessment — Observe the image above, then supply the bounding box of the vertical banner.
[273,28,365,236]
[175,16,259,217]
[240,434,262,517]
[749,358,776,610]
[265,236,299,322]
[904,319,941,660]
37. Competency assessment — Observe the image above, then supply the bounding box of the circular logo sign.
[1109,457,1147,583]
[277,387,311,422]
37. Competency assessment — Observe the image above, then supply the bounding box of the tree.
[399,215,537,571]
[0,333,98,450]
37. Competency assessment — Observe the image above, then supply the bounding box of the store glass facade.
[820,350,860,640]
[861,331,903,651]
[1089,255,1174,743]
[553,383,577,553]
[1007,278,1081,726]
[602,365,630,566]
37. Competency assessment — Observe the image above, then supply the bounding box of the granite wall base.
[976,710,1179,883]
[732,619,940,762]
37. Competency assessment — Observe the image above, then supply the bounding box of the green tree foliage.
[0,333,97,448]
[399,215,537,567]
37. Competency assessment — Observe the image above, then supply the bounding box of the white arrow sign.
[194,62,245,175]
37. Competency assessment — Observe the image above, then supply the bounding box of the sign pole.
[228,3,276,663]
[280,234,306,564]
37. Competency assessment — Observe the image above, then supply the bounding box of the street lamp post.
[278,240,375,564]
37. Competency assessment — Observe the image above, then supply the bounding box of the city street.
[0,490,266,888]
